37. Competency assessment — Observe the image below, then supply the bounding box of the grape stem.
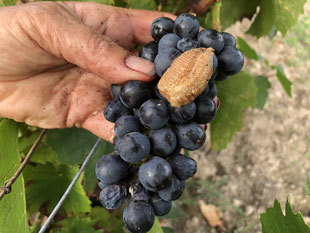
[0,128,46,202]
[211,0,221,31]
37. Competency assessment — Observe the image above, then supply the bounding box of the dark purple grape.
[104,100,132,123]
[173,13,199,39]
[98,181,108,190]
[138,41,158,62]
[123,199,155,233]
[221,32,236,47]
[113,135,121,150]
[154,48,181,77]
[139,99,169,129]
[170,102,196,124]
[95,152,128,184]
[132,182,150,202]
[99,184,127,209]
[194,95,216,124]
[176,38,200,52]
[213,54,218,72]
[120,81,152,109]
[151,17,174,41]
[149,193,172,216]
[217,46,244,75]
[158,33,180,51]
[114,115,143,138]
[149,127,177,156]
[139,156,172,192]
[110,84,122,100]
[168,143,182,156]
[198,29,225,54]
[158,175,185,201]
[206,81,217,99]
[215,71,229,81]
[174,122,206,151]
[118,132,150,163]
[168,155,197,180]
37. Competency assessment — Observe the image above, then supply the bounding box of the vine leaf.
[0,120,30,233]
[23,162,91,216]
[45,128,113,194]
[237,37,259,61]
[260,199,310,233]
[275,65,292,97]
[52,216,101,233]
[247,0,306,37]
[211,72,257,151]
[89,207,123,233]
[149,217,164,233]
[128,0,157,10]
[254,76,271,110]
[220,0,259,30]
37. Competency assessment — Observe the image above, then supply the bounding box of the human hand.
[0,1,174,142]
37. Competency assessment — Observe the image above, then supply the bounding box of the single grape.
[217,46,244,75]
[139,156,172,192]
[173,13,199,39]
[120,81,152,109]
[168,155,197,180]
[158,33,180,51]
[170,102,196,124]
[176,38,200,52]
[99,184,127,209]
[132,182,150,202]
[118,132,151,163]
[123,200,155,233]
[149,127,177,156]
[138,41,158,62]
[139,99,169,129]
[198,29,225,54]
[194,95,216,124]
[206,81,217,99]
[213,54,218,72]
[214,71,229,81]
[220,32,236,47]
[98,181,108,190]
[174,122,206,151]
[149,193,172,216]
[104,100,132,123]
[154,48,181,77]
[114,115,143,138]
[158,175,186,201]
[95,152,128,184]
[151,17,174,41]
[110,84,122,100]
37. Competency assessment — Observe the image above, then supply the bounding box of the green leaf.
[19,131,56,164]
[220,0,259,30]
[53,216,101,233]
[276,65,292,97]
[88,206,123,233]
[128,0,157,10]
[149,217,164,233]
[45,128,113,194]
[247,0,306,37]
[23,162,91,216]
[260,199,310,233]
[162,227,175,233]
[237,37,259,60]
[0,120,30,233]
[0,0,17,6]
[211,72,257,151]
[254,76,271,110]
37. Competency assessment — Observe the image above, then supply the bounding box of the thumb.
[27,3,155,83]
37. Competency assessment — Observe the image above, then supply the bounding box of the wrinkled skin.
[0,2,175,142]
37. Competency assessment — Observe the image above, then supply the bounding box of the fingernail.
[213,96,220,110]
[125,55,155,76]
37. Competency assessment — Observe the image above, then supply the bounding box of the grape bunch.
[96,13,244,233]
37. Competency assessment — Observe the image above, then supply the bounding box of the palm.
[0,2,172,141]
